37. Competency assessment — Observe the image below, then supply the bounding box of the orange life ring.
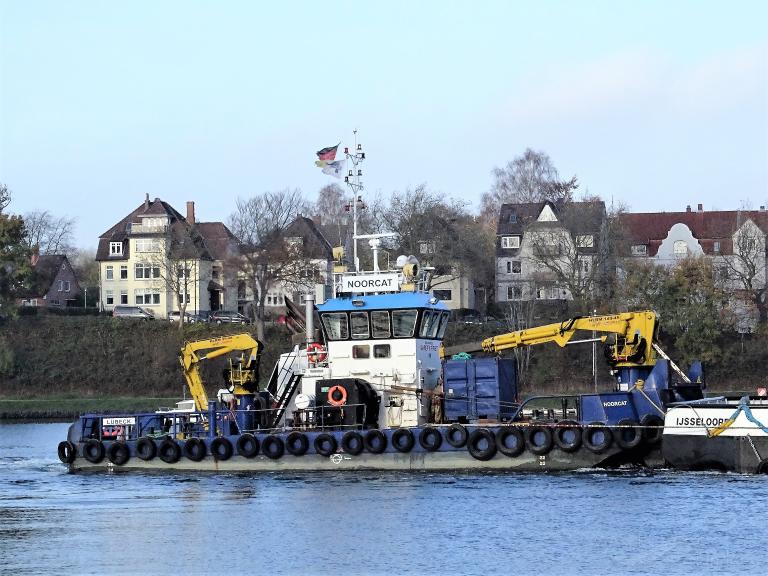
[307,342,327,364]
[327,385,347,407]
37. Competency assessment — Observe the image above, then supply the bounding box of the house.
[495,200,606,304]
[238,216,336,315]
[19,254,82,307]
[96,195,238,318]
[618,203,768,330]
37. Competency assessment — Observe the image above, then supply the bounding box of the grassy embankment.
[1,314,762,419]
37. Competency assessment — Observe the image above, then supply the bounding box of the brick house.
[19,254,82,307]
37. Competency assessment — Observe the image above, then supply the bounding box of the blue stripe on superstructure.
[317,292,449,312]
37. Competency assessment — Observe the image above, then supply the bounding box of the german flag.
[316,143,339,161]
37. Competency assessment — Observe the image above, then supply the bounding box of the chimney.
[686,205,691,212]
[186,201,195,224]
[697,203,703,212]
[144,193,149,209]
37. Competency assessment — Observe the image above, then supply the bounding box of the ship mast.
[344,129,365,272]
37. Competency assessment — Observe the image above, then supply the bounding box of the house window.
[177,266,191,280]
[136,289,161,305]
[433,289,452,301]
[673,240,688,256]
[135,263,160,279]
[631,244,647,256]
[713,241,721,253]
[178,293,191,305]
[501,236,521,249]
[65,281,70,292]
[508,285,522,300]
[109,242,123,256]
[508,212,517,223]
[105,266,114,280]
[120,290,128,304]
[511,261,521,274]
[58,281,64,292]
[576,235,594,248]
[106,290,114,305]
[419,241,436,255]
[120,265,128,280]
[134,239,159,253]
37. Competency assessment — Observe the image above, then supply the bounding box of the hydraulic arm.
[447,311,659,369]
[179,334,262,412]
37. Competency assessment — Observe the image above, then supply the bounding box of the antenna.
[344,129,366,271]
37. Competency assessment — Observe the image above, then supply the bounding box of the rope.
[708,396,768,438]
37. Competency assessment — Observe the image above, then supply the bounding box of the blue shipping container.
[443,358,517,422]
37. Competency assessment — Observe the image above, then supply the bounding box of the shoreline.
[0,397,181,421]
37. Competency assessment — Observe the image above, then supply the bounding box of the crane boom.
[444,311,659,369]
[179,334,262,412]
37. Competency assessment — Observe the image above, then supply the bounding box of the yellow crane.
[444,311,660,368]
[179,334,262,412]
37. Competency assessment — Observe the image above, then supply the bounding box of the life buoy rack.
[327,385,347,407]
[307,342,327,364]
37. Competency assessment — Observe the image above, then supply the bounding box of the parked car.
[168,311,191,323]
[189,311,211,323]
[209,310,250,324]
[112,306,154,320]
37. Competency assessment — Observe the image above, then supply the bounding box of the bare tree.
[481,148,578,223]
[313,184,351,225]
[228,189,310,340]
[22,210,76,255]
[524,200,608,314]
[0,183,10,214]
[719,217,768,325]
[503,296,537,388]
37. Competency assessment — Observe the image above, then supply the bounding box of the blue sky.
[1,0,766,248]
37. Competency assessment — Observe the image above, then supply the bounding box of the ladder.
[652,343,691,384]
[269,372,303,429]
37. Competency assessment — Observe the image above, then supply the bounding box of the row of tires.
[57,415,664,466]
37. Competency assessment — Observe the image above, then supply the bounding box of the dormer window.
[673,240,688,256]
[501,236,521,249]
[631,244,647,256]
[508,212,517,224]
[109,242,123,256]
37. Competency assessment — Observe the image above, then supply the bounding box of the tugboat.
[56,139,706,473]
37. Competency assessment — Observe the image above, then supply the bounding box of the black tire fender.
[640,414,664,445]
[446,423,468,448]
[83,439,105,464]
[614,418,643,450]
[583,423,613,453]
[418,426,443,451]
[107,441,130,465]
[496,428,525,457]
[210,437,233,461]
[183,437,207,462]
[158,439,181,464]
[262,435,285,459]
[136,437,157,461]
[553,420,582,453]
[525,426,554,455]
[314,433,338,457]
[392,428,415,453]
[58,441,77,464]
[341,431,364,455]
[236,433,260,458]
[467,428,497,461]
[364,429,387,454]
[286,432,309,456]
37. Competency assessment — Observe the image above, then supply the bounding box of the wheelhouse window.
[392,309,418,338]
[350,311,370,339]
[420,310,441,338]
[322,313,349,340]
[436,312,450,339]
[371,311,390,338]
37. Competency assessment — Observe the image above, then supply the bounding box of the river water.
[1,422,767,576]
